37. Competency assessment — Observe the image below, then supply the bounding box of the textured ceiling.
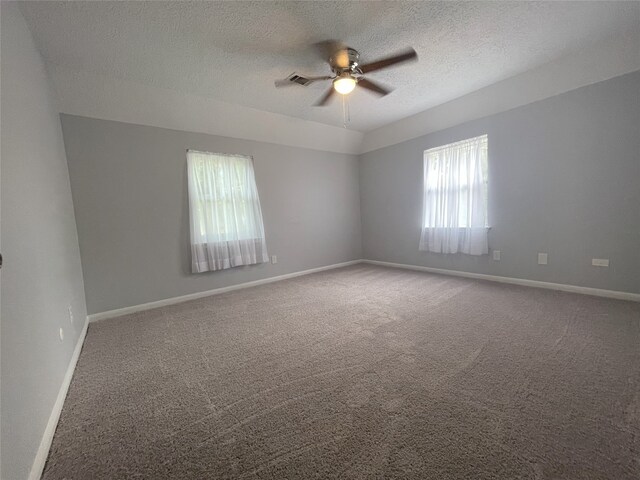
[19,1,640,132]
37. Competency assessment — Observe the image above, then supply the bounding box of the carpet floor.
[42,265,640,479]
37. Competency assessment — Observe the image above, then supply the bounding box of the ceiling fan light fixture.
[333,75,356,95]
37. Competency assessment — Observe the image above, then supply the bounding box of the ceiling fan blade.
[358,78,391,96]
[274,79,295,88]
[314,87,336,106]
[359,48,417,74]
[313,39,346,62]
[313,39,352,68]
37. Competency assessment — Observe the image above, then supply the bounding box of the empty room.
[2,1,639,479]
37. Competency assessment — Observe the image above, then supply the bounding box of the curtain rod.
[186,149,253,159]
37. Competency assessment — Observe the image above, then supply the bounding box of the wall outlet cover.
[271,255,277,264]
[493,250,501,261]
[592,258,610,267]
[59,328,64,341]
[538,253,548,265]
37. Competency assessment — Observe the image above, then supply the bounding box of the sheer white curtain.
[419,135,489,255]
[187,150,268,273]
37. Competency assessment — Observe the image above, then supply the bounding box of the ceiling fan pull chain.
[342,94,347,128]
[341,94,351,129]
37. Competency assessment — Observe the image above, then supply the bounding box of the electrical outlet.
[59,328,64,341]
[493,250,501,261]
[68,305,74,324]
[538,253,548,265]
[592,258,609,267]
[271,255,277,264]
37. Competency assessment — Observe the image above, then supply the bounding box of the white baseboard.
[363,259,640,302]
[28,317,89,480]
[88,257,639,324]
[88,260,363,322]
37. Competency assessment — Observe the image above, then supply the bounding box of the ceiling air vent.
[288,74,314,87]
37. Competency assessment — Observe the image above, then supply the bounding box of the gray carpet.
[43,264,640,479]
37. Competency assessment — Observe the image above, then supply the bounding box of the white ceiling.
[19,1,640,132]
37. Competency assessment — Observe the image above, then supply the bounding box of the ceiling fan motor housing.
[331,47,362,75]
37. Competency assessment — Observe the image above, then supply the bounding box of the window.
[187,150,268,273]
[419,135,489,255]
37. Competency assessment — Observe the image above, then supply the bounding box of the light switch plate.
[592,258,609,267]
[493,250,501,261]
[538,253,548,265]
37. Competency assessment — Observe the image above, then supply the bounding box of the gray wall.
[60,115,362,314]
[360,71,640,294]
[0,4,88,479]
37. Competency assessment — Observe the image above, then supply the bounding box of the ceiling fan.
[275,41,418,106]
